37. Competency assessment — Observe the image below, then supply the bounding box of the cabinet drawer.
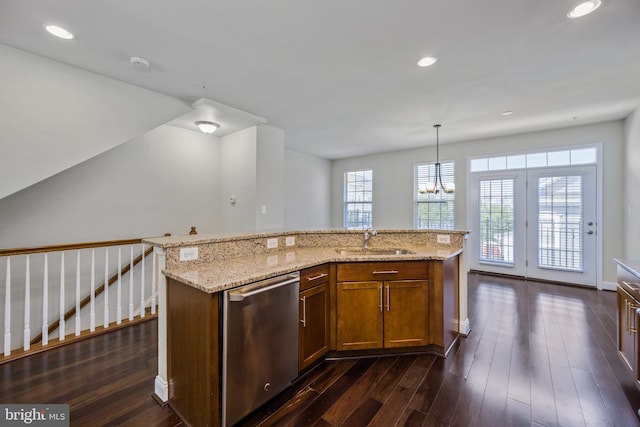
[300,264,330,291]
[337,261,428,282]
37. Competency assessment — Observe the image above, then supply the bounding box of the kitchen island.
[145,229,469,427]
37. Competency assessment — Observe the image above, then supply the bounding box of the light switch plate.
[437,234,451,244]
[179,247,199,261]
[285,236,295,246]
[267,238,278,249]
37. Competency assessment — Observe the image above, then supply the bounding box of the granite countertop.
[163,245,462,294]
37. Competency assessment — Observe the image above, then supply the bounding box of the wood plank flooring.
[2,273,640,426]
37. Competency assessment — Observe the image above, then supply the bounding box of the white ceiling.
[1,0,639,159]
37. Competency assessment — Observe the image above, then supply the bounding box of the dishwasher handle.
[228,275,299,301]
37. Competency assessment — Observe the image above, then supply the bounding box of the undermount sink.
[335,248,415,256]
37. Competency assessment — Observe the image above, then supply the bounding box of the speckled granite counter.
[144,229,468,294]
[160,245,462,293]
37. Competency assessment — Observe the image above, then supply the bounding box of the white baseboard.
[459,318,471,336]
[601,280,617,292]
[154,376,169,403]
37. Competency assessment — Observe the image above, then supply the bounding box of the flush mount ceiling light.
[195,121,220,134]
[44,24,75,40]
[502,110,514,116]
[130,56,151,72]
[417,56,438,67]
[567,0,602,18]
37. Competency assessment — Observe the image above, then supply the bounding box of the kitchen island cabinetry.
[299,264,330,371]
[336,261,429,351]
[147,229,470,427]
[166,278,219,427]
[615,259,640,385]
[618,285,638,374]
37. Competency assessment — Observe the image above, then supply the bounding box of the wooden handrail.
[0,238,145,257]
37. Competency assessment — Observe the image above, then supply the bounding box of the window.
[469,147,597,172]
[344,169,372,229]
[479,178,514,264]
[414,161,455,230]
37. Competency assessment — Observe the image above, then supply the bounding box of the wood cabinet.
[336,262,429,351]
[615,259,640,388]
[299,265,330,371]
[617,286,638,374]
[166,278,219,427]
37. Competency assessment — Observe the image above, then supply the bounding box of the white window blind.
[344,169,372,229]
[414,161,455,230]
[479,178,515,264]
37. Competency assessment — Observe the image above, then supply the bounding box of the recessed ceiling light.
[417,56,438,67]
[130,56,151,72]
[502,111,513,116]
[567,0,602,18]
[195,121,220,134]
[44,24,75,40]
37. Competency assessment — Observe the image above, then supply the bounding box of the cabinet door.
[384,280,429,348]
[299,283,329,371]
[337,281,383,351]
[618,287,638,373]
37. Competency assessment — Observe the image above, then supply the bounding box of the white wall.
[0,43,190,200]
[285,150,332,230]
[219,127,258,233]
[624,108,640,258]
[0,125,220,248]
[331,121,625,283]
[256,125,285,232]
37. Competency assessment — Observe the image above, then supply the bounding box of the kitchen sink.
[335,248,415,256]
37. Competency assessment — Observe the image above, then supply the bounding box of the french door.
[468,165,598,286]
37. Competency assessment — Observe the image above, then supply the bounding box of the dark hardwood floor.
[2,274,640,426]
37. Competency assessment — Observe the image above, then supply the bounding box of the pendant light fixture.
[419,124,455,195]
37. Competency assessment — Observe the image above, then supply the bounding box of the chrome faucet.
[363,228,377,250]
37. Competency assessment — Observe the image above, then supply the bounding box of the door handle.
[585,230,594,235]
[300,296,306,327]
[386,284,390,311]
[379,284,383,312]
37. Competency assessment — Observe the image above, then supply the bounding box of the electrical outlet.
[179,247,199,261]
[261,205,267,214]
[437,234,451,244]
[267,238,278,249]
[285,236,296,246]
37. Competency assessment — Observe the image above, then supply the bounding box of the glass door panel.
[527,166,597,285]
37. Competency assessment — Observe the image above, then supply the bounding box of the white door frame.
[466,143,604,289]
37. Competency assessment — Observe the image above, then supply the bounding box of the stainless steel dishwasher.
[222,272,299,427]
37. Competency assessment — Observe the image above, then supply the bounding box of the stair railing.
[0,235,168,363]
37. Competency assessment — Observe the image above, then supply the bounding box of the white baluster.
[42,254,49,346]
[90,249,95,332]
[59,252,65,341]
[104,248,109,329]
[75,251,81,336]
[117,247,122,324]
[140,244,146,318]
[151,250,156,315]
[129,246,134,321]
[4,257,11,356]
[23,255,31,351]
